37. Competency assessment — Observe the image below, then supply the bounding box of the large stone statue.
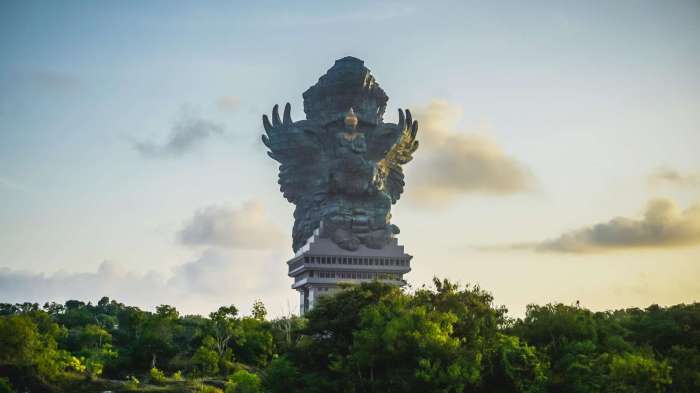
[262,56,419,252]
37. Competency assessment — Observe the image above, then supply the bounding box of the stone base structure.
[287,226,411,314]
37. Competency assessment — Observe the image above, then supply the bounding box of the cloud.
[648,167,699,188]
[178,200,286,250]
[408,100,535,203]
[28,70,81,91]
[0,261,170,309]
[487,198,700,253]
[0,175,29,192]
[216,96,241,112]
[168,249,287,298]
[134,110,225,158]
[0,250,292,317]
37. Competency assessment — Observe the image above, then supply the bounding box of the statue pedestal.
[287,228,412,314]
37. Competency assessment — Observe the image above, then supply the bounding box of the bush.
[263,357,299,393]
[64,355,86,374]
[191,345,219,377]
[124,375,140,390]
[171,370,183,381]
[225,370,261,393]
[196,384,224,393]
[0,378,15,393]
[150,367,167,384]
[84,358,104,380]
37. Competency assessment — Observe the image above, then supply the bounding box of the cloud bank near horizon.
[483,198,700,254]
[0,249,291,316]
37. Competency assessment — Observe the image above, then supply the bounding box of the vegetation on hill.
[0,279,698,392]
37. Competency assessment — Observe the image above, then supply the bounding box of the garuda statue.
[262,57,419,252]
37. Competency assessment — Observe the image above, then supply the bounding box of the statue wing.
[372,109,419,204]
[262,103,327,251]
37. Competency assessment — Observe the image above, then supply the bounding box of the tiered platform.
[287,228,412,314]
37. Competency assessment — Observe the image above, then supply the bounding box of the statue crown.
[344,108,358,130]
[302,56,388,125]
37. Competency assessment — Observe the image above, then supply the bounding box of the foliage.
[607,352,672,393]
[149,367,167,384]
[262,356,300,393]
[0,377,15,393]
[64,355,86,374]
[0,281,698,392]
[251,300,267,321]
[196,384,224,393]
[233,317,274,368]
[226,369,262,393]
[124,375,140,390]
[0,312,70,381]
[191,340,220,377]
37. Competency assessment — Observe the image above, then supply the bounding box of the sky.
[1,0,699,318]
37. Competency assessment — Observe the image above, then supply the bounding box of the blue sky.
[1,0,699,317]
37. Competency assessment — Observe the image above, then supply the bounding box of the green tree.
[269,315,306,354]
[209,306,241,355]
[234,317,274,367]
[666,345,700,393]
[0,313,68,381]
[251,300,267,321]
[607,352,671,393]
[192,336,220,377]
[262,357,300,393]
[481,334,547,393]
[208,305,242,374]
[140,304,181,369]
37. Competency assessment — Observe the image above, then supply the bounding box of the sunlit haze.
[1,0,699,317]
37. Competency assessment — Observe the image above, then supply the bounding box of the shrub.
[150,367,166,384]
[191,345,219,377]
[0,378,15,393]
[84,358,104,380]
[64,355,86,374]
[262,357,299,393]
[196,384,224,393]
[124,375,140,390]
[225,370,261,393]
[171,370,183,381]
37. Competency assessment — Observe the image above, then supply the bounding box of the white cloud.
[408,100,535,204]
[485,198,700,253]
[178,200,287,250]
[537,198,700,253]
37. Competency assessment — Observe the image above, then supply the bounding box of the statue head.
[302,56,388,126]
[337,108,366,154]
[344,108,358,130]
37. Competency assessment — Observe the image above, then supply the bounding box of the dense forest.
[1,279,698,393]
